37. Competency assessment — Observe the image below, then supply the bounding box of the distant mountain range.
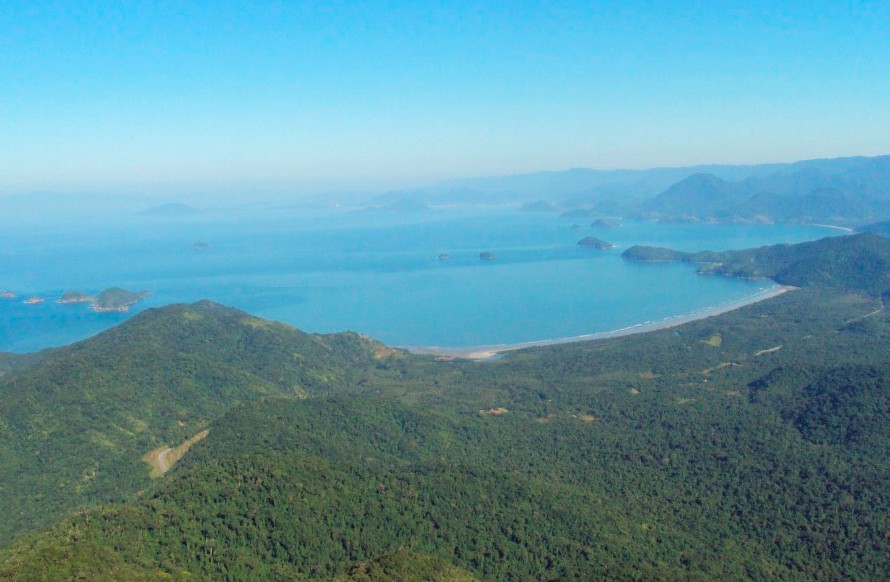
[373,155,890,226]
[6,155,889,227]
[374,162,793,207]
[641,156,890,225]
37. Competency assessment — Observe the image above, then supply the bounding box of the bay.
[0,207,839,353]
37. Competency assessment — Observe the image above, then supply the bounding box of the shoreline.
[404,285,797,361]
[810,223,856,233]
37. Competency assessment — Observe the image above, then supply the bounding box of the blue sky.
[1,1,888,195]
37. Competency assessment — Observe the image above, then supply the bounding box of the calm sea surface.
[0,207,838,353]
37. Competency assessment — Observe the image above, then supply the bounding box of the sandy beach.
[406,285,797,361]
[810,224,856,232]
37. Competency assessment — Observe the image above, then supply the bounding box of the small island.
[90,288,150,313]
[591,218,620,229]
[479,252,497,261]
[193,242,210,251]
[621,246,691,262]
[23,296,45,305]
[0,291,15,299]
[569,224,583,230]
[58,290,96,304]
[577,236,615,250]
[436,253,452,261]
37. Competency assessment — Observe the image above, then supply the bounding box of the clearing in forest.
[479,407,509,416]
[142,429,210,478]
[702,334,723,347]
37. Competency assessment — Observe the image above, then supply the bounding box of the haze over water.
[0,207,837,353]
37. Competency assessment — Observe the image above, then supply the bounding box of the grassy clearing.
[142,429,210,478]
[479,408,509,416]
[702,334,723,347]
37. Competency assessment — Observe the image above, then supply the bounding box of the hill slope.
[623,233,890,296]
[0,300,384,544]
[4,288,890,579]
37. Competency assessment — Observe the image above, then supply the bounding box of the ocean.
[0,206,838,354]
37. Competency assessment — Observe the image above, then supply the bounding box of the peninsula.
[622,233,890,296]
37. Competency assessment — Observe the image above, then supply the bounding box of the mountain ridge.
[373,155,890,217]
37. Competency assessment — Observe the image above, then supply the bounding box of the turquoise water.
[0,208,838,353]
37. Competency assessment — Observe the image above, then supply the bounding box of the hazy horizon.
[3,152,889,206]
[2,2,889,196]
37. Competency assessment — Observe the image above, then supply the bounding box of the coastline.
[810,223,855,233]
[405,285,797,361]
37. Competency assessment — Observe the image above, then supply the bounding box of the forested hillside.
[1,237,889,580]
[0,301,384,545]
[623,233,890,295]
